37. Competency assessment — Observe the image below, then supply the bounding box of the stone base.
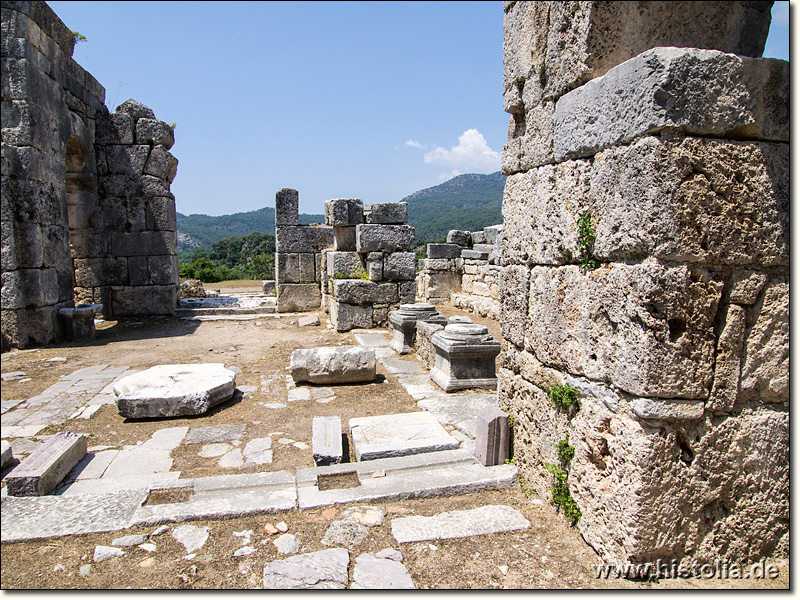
[349,412,459,461]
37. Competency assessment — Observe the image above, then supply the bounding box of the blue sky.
[48,1,790,217]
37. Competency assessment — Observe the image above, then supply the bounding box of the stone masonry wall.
[2,1,179,349]
[499,1,787,567]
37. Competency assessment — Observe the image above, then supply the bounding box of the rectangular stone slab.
[5,432,87,496]
[391,505,530,543]
[313,416,343,466]
[349,411,459,461]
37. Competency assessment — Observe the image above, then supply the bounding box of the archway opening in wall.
[65,134,102,311]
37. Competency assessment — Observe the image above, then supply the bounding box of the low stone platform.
[174,294,277,316]
[349,412,459,461]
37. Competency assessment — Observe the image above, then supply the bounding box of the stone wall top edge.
[3,1,75,58]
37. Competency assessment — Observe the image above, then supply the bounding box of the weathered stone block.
[389,303,446,354]
[332,280,398,306]
[111,285,176,316]
[276,225,333,253]
[729,270,768,305]
[447,230,471,247]
[143,145,178,183]
[383,251,415,281]
[103,144,149,175]
[419,271,460,301]
[326,251,363,280]
[555,48,788,162]
[114,364,236,418]
[426,243,461,259]
[275,188,298,225]
[298,253,316,283]
[366,256,383,282]
[324,198,363,227]
[115,99,155,121]
[398,281,416,304]
[475,406,510,467]
[110,231,175,257]
[312,416,343,466]
[418,258,454,271]
[356,224,414,253]
[461,249,488,260]
[525,263,722,399]
[135,118,174,149]
[430,324,502,392]
[333,226,357,251]
[145,196,177,231]
[262,280,276,295]
[330,300,372,332]
[5,432,87,496]
[277,283,321,313]
[1,267,59,309]
[364,202,407,224]
[95,112,133,145]
[1,439,13,470]
[148,254,176,286]
[291,346,376,384]
[499,265,529,349]
[277,252,300,284]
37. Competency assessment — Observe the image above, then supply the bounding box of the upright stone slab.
[389,303,447,354]
[430,324,501,392]
[475,406,510,467]
[6,433,87,496]
[290,346,376,384]
[1,440,13,470]
[313,416,343,466]
[276,188,299,225]
[114,364,236,418]
[324,198,364,227]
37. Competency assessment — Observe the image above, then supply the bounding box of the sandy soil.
[0,285,789,590]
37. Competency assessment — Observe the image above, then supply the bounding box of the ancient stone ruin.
[2,1,180,350]
[499,0,787,566]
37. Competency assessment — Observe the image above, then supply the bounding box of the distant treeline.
[179,231,275,282]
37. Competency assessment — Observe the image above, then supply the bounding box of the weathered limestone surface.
[356,225,414,253]
[324,198,363,227]
[114,364,236,418]
[290,346,376,384]
[262,548,349,589]
[364,202,407,225]
[5,432,87,496]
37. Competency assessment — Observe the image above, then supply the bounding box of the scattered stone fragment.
[278,438,295,446]
[293,442,309,450]
[263,402,288,409]
[79,565,91,577]
[243,438,273,465]
[6,432,87,496]
[375,548,403,562]
[112,534,149,547]
[138,558,156,568]
[499,565,509,575]
[371,470,386,478]
[218,449,245,468]
[139,543,157,552]
[351,553,415,589]
[47,357,68,363]
[276,522,289,533]
[274,533,302,555]
[1,372,26,381]
[234,546,256,557]
[1,440,13,470]
[172,525,210,553]
[198,443,232,458]
[288,388,311,402]
[185,425,246,447]
[262,548,350,589]
[321,508,337,520]
[151,525,170,537]
[341,506,385,527]
[264,523,279,535]
[298,314,321,327]
[54,564,65,572]
[238,385,257,393]
[321,520,368,548]
[94,545,125,562]
[233,529,253,543]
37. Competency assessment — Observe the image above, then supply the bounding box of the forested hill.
[176,171,505,250]
[402,171,505,242]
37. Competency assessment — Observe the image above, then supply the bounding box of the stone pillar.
[499,0,787,566]
[58,303,102,341]
[430,323,501,392]
[388,303,447,354]
[275,189,333,312]
[475,406,510,467]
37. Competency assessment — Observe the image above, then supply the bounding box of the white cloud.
[405,139,424,149]
[438,169,462,180]
[424,129,499,172]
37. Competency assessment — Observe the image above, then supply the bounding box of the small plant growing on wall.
[576,210,597,271]
[546,383,579,410]
[545,462,582,523]
[515,76,526,94]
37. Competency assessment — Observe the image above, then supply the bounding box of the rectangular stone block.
[298,253,316,283]
[420,271,461,300]
[383,252,416,281]
[330,300,372,332]
[277,252,300,284]
[554,48,788,162]
[418,258,455,271]
[111,285,177,317]
[327,251,364,280]
[313,416,343,467]
[110,231,175,257]
[325,198,363,226]
[447,230,471,247]
[356,224,414,253]
[332,280,398,306]
[461,249,489,260]
[1,267,59,310]
[333,226,357,251]
[364,202,408,224]
[367,256,383,282]
[525,263,722,399]
[277,283,322,313]
[148,255,176,286]
[349,412,459,461]
[475,406,510,467]
[6,432,87,496]
[398,281,416,304]
[276,225,334,253]
[426,244,461,259]
[275,188,299,225]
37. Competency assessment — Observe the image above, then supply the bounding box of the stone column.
[388,303,447,354]
[499,0,787,566]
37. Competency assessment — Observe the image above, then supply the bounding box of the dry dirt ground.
[0,283,789,590]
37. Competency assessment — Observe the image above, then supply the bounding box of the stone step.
[5,433,87,496]
[296,449,517,509]
[174,306,276,316]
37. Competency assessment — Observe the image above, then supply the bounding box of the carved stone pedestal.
[430,323,501,392]
[388,303,447,354]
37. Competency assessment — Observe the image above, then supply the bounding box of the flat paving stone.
[321,520,368,548]
[417,393,498,438]
[391,505,530,543]
[353,333,391,347]
[351,553,415,589]
[263,548,349,589]
[379,357,425,375]
[198,443,232,458]
[70,450,119,480]
[184,424,246,445]
[1,489,148,542]
[172,524,210,553]
[349,411,459,461]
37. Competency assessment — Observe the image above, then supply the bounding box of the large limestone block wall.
[2,1,179,350]
[499,1,787,566]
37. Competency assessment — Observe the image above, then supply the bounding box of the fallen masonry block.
[447,230,472,247]
[6,432,87,496]
[262,280,276,296]
[390,505,530,543]
[114,364,237,418]
[475,406,510,467]
[1,439,15,470]
[298,314,321,327]
[426,243,462,259]
[291,346,376,384]
[313,416,343,466]
[349,411,459,461]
